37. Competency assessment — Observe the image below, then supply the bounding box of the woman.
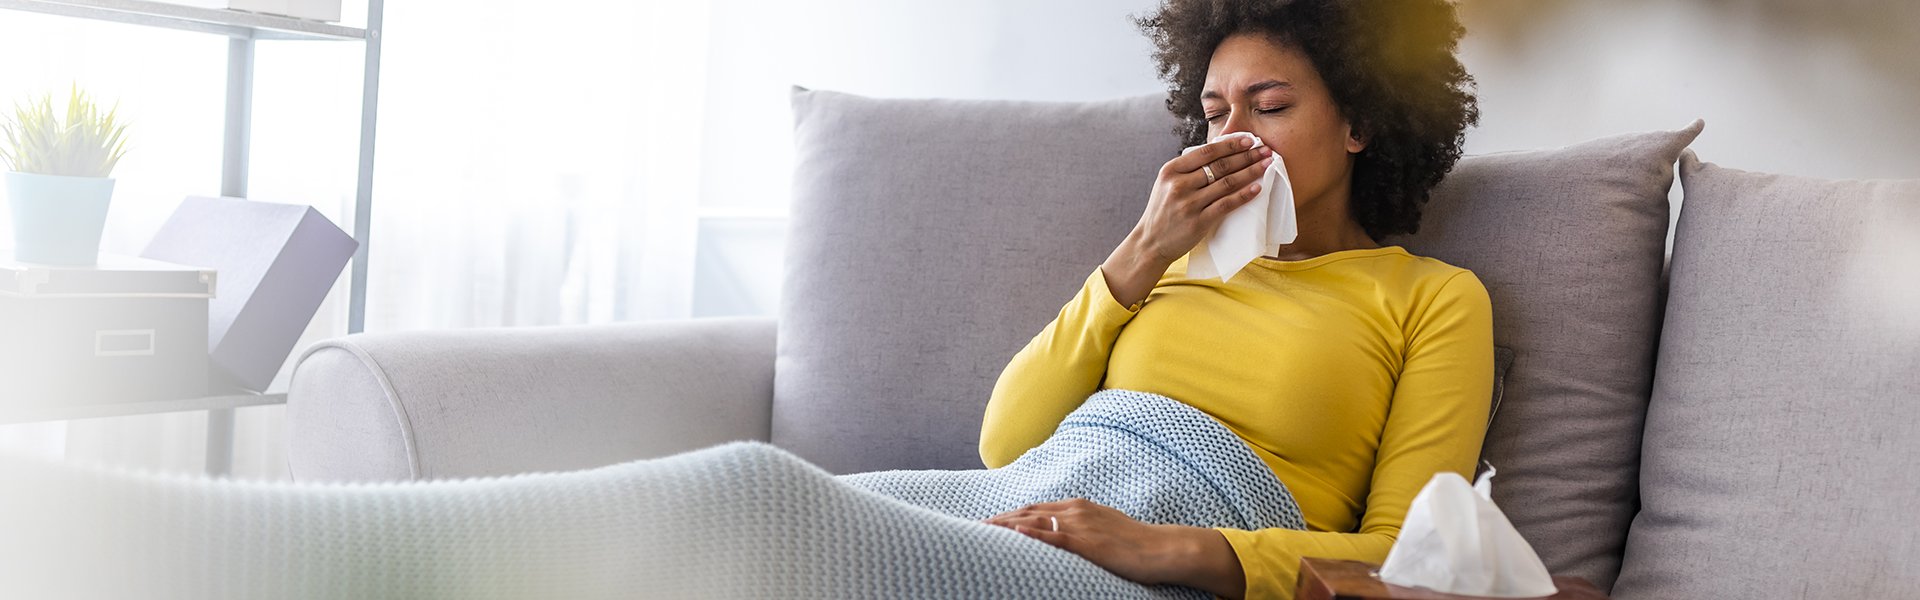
[977,1,1490,598]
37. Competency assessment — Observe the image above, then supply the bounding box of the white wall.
[689,0,1167,316]
[700,0,1168,210]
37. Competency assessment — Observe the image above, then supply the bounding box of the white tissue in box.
[1378,465,1559,597]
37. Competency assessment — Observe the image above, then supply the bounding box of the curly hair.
[1133,0,1478,240]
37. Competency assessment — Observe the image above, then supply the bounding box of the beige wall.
[1457,0,1920,181]
[1456,0,1919,255]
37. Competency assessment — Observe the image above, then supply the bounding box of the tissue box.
[156,0,342,23]
[1295,558,1609,600]
[141,196,357,392]
[0,253,215,407]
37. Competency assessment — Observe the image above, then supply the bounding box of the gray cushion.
[1610,153,1920,599]
[775,88,1183,474]
[1383,122,1703,592]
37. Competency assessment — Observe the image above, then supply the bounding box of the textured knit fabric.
[0,391,1294,600]
[980,246,1494,600]
[844,389,1304,535]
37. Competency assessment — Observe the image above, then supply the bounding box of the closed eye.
[1204,106,1289,122]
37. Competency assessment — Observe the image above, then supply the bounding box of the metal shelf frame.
[0,0,383,477]
[0,0,365,40]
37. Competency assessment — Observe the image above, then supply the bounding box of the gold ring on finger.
[1202,164,1217,184]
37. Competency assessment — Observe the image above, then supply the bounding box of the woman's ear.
[1345,124,1369,154]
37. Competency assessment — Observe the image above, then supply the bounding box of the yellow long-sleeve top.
[979,245,1493,600]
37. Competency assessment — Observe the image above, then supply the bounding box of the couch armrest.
[287,317,776,482]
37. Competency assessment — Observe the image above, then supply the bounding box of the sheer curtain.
[368,1,712,330]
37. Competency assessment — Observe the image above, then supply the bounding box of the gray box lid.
[140,195,356,391]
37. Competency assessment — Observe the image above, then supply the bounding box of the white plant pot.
[5,171,115,266]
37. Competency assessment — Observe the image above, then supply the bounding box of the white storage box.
[0,253,216,407]
[157,0,342,23]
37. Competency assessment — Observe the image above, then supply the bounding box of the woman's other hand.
[982,498,1248,598]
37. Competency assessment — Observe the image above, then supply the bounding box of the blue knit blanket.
[843,388,1304,531]
[837,388,1307,597]
[0,389,1303,599]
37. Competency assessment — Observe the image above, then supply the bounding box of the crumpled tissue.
[1378,464,1559,598]
[1178,131,1296,282]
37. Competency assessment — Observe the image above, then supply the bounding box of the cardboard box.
[0,253,215,406]
[1294,558,1609,600]
[142,196,357,392]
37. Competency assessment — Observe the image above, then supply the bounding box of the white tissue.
[1178,131,1297,282]
[1378,465,1559,598]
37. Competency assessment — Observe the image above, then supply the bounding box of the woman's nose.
[1218,110,1254,139]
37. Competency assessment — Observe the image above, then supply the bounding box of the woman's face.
[1201,32,1365,209]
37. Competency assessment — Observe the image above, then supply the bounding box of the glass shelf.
[0,0,367,41]
[0,390,288,425]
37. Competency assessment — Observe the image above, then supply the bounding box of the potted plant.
[1,85,131,266]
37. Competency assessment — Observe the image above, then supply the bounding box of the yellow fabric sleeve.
[979,265,1142,468]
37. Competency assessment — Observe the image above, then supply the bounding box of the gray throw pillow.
[1382,122,1702,592]
[775,88,1183,474]
[1610,153,1920,599]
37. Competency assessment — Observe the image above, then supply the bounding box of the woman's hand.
[1099,135,1274,309]
[981,498,1246,597]
[1135,135,1274,264]
[984,498,1185,584]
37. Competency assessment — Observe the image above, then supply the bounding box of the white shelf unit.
[0,0,384,476]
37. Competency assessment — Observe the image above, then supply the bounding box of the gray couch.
[288,88,1919,598]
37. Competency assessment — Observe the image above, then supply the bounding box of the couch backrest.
[778,87,1698,592]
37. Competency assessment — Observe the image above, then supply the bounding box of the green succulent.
[1,84,131,178]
